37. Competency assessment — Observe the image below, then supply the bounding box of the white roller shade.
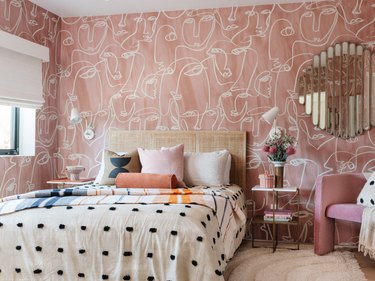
[0,30,49,109]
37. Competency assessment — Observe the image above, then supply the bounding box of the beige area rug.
[225,242,366,281]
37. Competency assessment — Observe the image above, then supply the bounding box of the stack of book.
[264,210,293,222]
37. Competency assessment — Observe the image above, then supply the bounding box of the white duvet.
[0,185,246,281]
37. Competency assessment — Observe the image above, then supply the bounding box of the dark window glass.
[0,105,19,155]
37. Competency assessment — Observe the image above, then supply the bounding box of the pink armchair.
[314,173,366,255]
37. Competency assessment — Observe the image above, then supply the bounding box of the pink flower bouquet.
[263,130,297,162]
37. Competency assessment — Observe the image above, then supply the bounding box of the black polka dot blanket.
[0,185,246,280]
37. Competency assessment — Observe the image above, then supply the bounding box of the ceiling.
[28,0,315,18]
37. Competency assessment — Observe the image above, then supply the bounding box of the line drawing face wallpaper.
[0,0,374,243]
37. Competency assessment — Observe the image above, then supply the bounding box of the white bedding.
[359,207,375,259]
[0,185,246,280]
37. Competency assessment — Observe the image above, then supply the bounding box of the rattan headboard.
[107,130,247,188]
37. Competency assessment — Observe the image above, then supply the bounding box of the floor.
[243,240,375,280]
[355,251,375,280]
[334,245,375,280]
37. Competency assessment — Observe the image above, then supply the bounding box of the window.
[0,105,19,155]
[0,30,48,157]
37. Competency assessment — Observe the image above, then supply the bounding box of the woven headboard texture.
[108,130,246,188]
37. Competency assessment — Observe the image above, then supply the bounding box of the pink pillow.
[138,144,185,187]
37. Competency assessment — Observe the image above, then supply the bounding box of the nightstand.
[251,185,300,252]
[47,178,95,189]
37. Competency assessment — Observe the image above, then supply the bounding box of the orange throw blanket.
[115,173,178,189]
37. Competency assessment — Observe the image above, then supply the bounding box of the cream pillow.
[138,144,185,187]
[357,172,375,206]
[184,150,231,186]
[94,149,141,185]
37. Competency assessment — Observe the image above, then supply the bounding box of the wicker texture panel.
[108,130,246,188]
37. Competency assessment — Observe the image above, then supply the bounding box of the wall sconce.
[261,106,279,134]
[69,107,95,140]
[70,107,82,124]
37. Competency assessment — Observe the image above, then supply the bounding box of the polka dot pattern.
[357,175,375,206]
[215,270,222,276]
[0,185,245,280]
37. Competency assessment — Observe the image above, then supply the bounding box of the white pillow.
[357,172,375,206]
[184,150,231,186]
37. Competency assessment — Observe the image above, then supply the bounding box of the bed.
[0,130,247,281]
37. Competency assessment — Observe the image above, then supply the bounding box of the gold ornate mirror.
[298,42,375,139]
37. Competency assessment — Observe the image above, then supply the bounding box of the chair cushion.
[326,203,365,223]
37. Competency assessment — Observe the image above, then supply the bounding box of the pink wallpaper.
[0,0,59,196]
[1,0,374,244]
[56,1,374,244]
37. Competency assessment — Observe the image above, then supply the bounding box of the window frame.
[0,106,20,155]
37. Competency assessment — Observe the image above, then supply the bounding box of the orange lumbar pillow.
[115,173,178,189]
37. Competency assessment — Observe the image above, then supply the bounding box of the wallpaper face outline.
[1,0,374,244]
[0,0,59,197]
[55,1,374,243]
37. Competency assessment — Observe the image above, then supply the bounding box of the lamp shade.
[70,107,82,124]
[261,107,279,124]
